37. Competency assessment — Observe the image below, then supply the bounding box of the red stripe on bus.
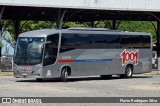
[58,60,75,62]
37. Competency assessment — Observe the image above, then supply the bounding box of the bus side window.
[141,35,151,48]
[60,34,77,52]
[43,44,57,66]
[131,35,141,48]
[43,34,59,66]
[120,35,131,49]
[106,35,120,49]
[91,34,106,49]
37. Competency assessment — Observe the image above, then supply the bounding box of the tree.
[118,21,156,43]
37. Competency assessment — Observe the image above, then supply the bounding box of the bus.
[13,28,152,81]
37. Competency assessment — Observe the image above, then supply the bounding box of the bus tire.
[100,75,112,79]
[60,68,68,82]
[120,65,133,78]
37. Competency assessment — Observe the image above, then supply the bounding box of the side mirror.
[38,41,51,53]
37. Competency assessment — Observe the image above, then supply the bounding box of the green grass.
[0,72,13,76]
[144,71,160,75]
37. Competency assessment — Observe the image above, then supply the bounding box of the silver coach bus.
[13,28,152,81]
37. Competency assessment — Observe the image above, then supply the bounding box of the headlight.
[34,66,42,71]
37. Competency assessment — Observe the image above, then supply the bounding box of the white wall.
[0,0,160,11]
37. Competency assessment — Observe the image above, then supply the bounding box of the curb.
[144,71,160,75]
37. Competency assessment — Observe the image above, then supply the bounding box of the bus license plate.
[25,66,32,71]
[22,73,27,76]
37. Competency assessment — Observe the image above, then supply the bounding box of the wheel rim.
[126,68,132,77]
[64,71,68,79]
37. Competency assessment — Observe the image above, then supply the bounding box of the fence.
[0,57,13,72]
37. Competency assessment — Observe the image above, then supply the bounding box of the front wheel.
[60,68,68,82]
[120,65,133,78]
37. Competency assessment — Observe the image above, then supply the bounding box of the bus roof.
[18,29,60,37]
[18,28,151,38]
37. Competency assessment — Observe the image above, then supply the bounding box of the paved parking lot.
[0,74,160,97]
[0,74,160,105]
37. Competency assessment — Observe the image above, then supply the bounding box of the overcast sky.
[2,39,14,55]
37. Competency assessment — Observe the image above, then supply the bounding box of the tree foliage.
[118,21,156,43]
[64,21,157,43]
[1,20,157,44]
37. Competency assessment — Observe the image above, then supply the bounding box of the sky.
[2,39,14,55]
[1,30,14,56]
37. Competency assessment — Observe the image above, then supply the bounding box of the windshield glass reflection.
[14,37,45,65]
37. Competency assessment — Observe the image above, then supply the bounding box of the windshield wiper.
[27,46,32,65]
[17,49,27,65]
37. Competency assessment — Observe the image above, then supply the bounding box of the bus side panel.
[58,49,110,76]
[43,64,60,78]
[58,49,124,76]
[47,48,152,78]
[78,49,108,75]
[58,49,83,76]
[133,49,152,74]
[91,49,123,75]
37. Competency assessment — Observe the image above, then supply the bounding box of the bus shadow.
[67,75,153,82]
[15,75,153,83]
[16,78,61,83]
[131,75,153,79]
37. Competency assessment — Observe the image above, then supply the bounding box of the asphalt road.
[0,74,160,106]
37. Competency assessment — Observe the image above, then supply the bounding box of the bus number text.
[121,49,139,66]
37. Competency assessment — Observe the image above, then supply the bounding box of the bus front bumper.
[13,69,42,78]
[13,65,44,78]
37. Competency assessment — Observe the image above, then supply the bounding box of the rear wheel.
[120,65,133,78]
[60,68,68,82]
[100,75,112,79]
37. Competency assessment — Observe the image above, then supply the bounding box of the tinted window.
[105,35,120,48]
[141,35,151,48]
[91,34,106,48]
[60,34,77,52]
[120,35,151,49]
[60,33,150,52]
[60,33,121,52]
[91,34,120,49]
[76,34,92,49]
[120,35,131,48]
[43,34,59,66]
[60,33,92,52]
[131,35,141,48]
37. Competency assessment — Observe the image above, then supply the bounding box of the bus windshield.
[14,37,45,65]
